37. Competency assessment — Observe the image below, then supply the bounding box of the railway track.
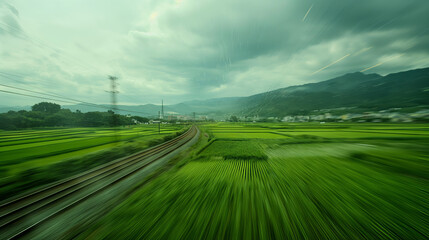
[0,125,198,239]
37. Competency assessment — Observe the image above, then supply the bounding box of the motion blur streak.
[352,47,372,56]
[361,54,405,72]
[302,4,313,21]
[311,54,351,75]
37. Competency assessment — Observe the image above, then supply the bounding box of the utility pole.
[158,110,161,134]
[161,99,164,120]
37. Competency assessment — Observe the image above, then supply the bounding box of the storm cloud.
[1,0,428,106]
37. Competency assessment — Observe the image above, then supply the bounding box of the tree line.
[0,102,149,130]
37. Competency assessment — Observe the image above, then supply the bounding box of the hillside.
[169,67,429,117]
[236,67,429,116]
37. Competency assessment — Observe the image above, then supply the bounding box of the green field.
[83,123,429,239]
[0,124,186,199]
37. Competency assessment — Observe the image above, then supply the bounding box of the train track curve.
[0,125,199,239]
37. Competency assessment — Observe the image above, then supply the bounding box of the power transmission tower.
[108,75,118,113]
[108,76,119,140]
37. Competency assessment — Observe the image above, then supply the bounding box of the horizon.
[1,0,429,107]
[1,66,428,108]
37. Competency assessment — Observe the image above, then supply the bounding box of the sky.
[0,0,428,106]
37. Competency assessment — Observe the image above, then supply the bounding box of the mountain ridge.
[1,67,428,117]
[236,67,428,116]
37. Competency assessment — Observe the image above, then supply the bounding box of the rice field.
[212,132,287,139]
[73,123,429,239]
[0,124,185,199]
[198,140,268,160]
[207,123,429,139]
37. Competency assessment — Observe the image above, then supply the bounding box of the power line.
[0,71,102,103]
[0,72,27,84]
[0,71,27,79]
[0,22,149,115]
[0,84,149,115]
[0,89,78,105]
[0,71,146,105]
[0,21,102,75]
[0,88,149,115]
[0,22,145,108]
[0,82,100,108]
[0,72,149,115]
[120,94,143,104]
[0,73,104,106]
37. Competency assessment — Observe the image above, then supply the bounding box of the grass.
[0,124,187,199]
[0,125,182,168]
[198,140,268,160]
[70,123,429,239]
[213,132,287,139]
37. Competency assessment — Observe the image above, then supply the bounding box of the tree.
[230,115,239,122]
[31,102,61,114]
[0,115,16,130]
[132,116,149,123]
[81,112,106,127]
[46,115,66,126]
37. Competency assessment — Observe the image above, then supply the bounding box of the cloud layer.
[1,0,429,106]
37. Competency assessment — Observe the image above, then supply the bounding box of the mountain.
[59,98,244,117]
[237,68,429,116]
[63,104,172,117]
[172,97,243,113]
[165,67,429,117]
[0,105,31,113]
[1,67,428,117]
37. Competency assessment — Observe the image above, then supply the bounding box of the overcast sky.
[1,0,428,106]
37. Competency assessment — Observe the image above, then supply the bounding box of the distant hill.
[168,67,429,117]
[173,97,242,113]
[238,68,429,116]
[61,97,244,117]
[2,67,428,117]
[62,104,170,117]
[0,105,31,113]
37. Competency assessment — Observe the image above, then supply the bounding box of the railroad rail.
[0,125,198,239]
